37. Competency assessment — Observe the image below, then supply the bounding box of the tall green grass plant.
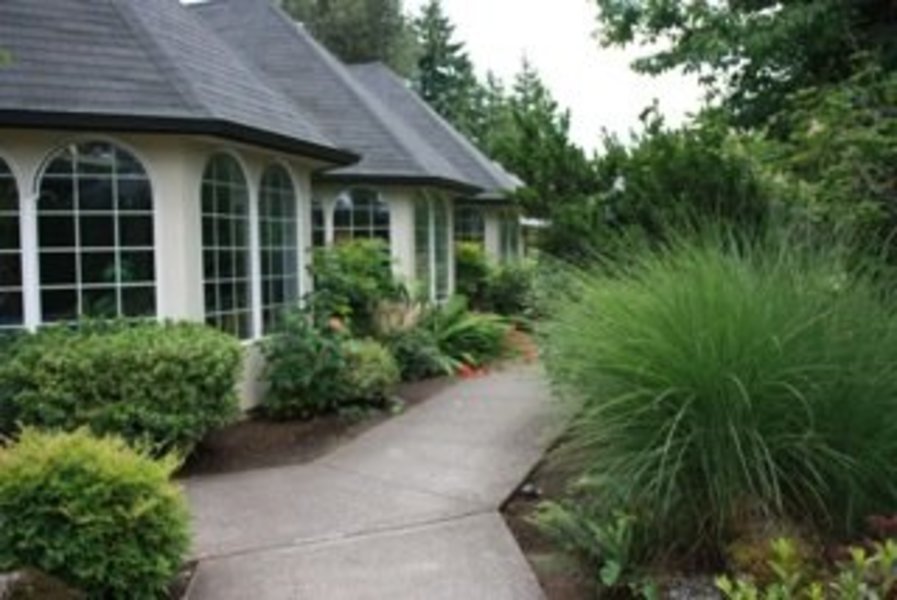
[542,233,897,559]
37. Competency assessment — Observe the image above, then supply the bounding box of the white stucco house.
[0,0,522,353]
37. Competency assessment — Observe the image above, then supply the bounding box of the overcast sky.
[405,0,704,153]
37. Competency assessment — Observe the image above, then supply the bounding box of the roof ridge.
[109,0,208,116]
[264,3,458,178]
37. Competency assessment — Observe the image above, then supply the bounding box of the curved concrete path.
[184,365,563,599]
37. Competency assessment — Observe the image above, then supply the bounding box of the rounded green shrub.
[343,339,400,403]
[484,261,536,317]
[260,311,350,420]
[0,429,190,599]
[543,236,897,560]
[0,321,243,455]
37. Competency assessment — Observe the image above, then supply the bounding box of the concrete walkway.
[184,365,563,600]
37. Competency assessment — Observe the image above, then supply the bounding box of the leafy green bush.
[423,297,509,369]
[308,239,405,336]
[384,326,453,382]
[542,235,897,561]
[260,311,349,420]
[484,261,536,317]
[455,242,491,307]
[0,322,242,455]
[0,429,189,599]
[717,537,897,600]
[343,339,400,403]
[535,503,638,589]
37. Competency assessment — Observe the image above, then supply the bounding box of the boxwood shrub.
[0,428,190,599]
[0,321,243,455]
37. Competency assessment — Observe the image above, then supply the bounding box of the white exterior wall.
[483,207,503,264]
[0,129,321,409]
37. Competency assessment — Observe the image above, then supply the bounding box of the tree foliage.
[281,0,418,76]
[595,0,897,128]
[413,0,484,140]
[485,60,600,220]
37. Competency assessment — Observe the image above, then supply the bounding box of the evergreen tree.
[281,0,418,76]
[488,60,598,219]
[413,0,484,142]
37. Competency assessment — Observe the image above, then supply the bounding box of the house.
[0,0,521,405]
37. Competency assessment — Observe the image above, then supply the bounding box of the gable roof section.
[190,0,478,193]
[0,0,354,164]
[348,63,523,199]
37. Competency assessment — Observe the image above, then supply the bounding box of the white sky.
[405,0,704,153]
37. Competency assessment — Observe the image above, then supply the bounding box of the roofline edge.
[0,110,360,166]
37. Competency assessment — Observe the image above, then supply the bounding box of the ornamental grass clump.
[542,235,897,560]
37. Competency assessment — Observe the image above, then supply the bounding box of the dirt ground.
[178,376,456,478]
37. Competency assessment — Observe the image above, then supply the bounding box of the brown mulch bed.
[178,375,456,478]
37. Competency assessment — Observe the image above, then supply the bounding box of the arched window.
[454,206,484,244]
[201,154,251,339]
[259,165,299,334]
[37,142,155,323]
[332,188,389,243]
[0,158,22,329]
[414,194,451,302]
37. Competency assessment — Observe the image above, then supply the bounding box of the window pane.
[81,252,117,284]
[78,142,115,175]
[118,179,152,211]
[260,165,299,335]
[41,289,78,322]
[39,215,76,248]
[202,155,252,339]
[120,251,154,283]
[39,178,74,211]
[78,177,114,211]
[119,216,153,247]
[0,254,21,287]
[80,215,115,248]
[0,179,17,211]
[38,142,155,323]
[0,292,22,328]
[44,152,74,176]
[40,253,76,285]
[82,287,117,317]
[0,215,20,250]
[122,286,156,317]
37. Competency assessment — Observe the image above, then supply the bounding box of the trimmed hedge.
[0,429,190,599]
[0,322,243,455]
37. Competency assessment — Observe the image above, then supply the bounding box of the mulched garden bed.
[178,375,457,478]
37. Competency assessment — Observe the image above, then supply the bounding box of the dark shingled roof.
[0,0,355,164]
[190,0,481,193]
[348,63,522,198]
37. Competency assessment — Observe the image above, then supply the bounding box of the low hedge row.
[0,321,243,455]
